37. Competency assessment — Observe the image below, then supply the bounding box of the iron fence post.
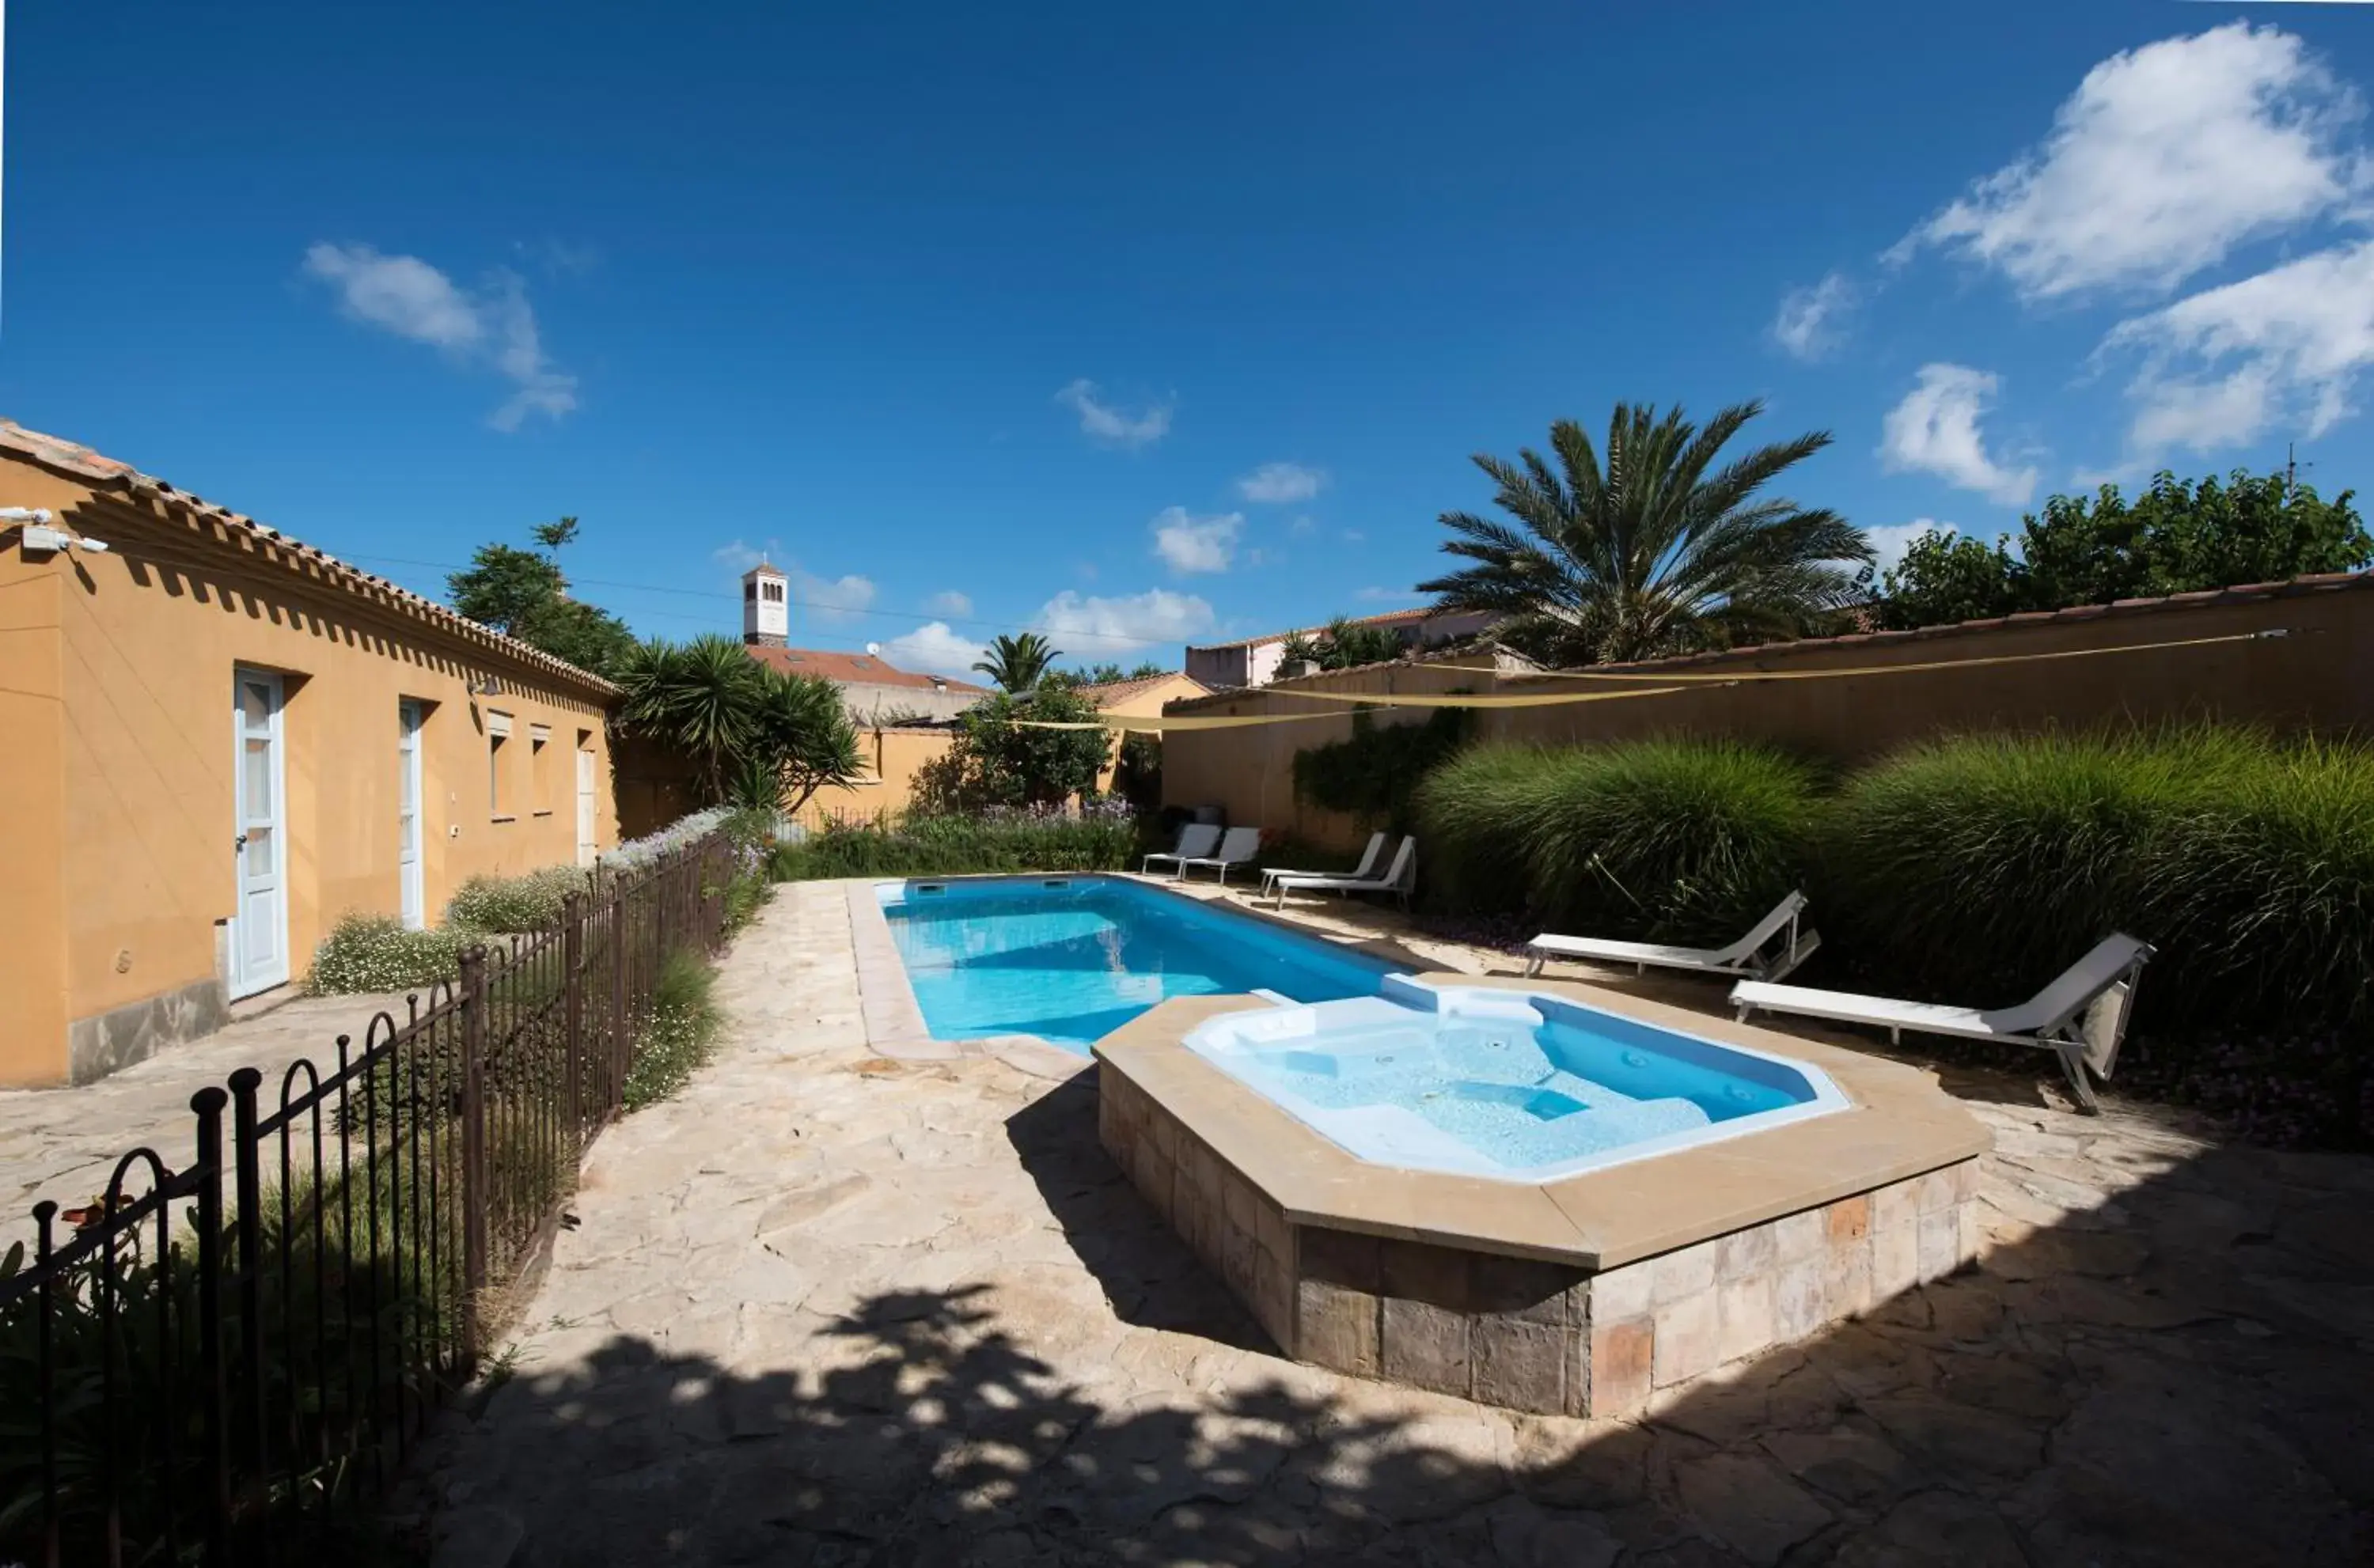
[228,1067,268,1557]
[192,1085,233,1566]
[610,880,629,1105]
[34,1200,58,1568]
[563,891,584,1142]
[458,946,490,1362]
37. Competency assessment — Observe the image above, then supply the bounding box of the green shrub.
[1826,726,2374,1028]
[623,949,724,1110]
[444,865,587,932]
[1411,743,1555,918]
[769,807,1140,881]
[1294,708,1472,831]
[308,914,471,994]
[1416,737,1820,943]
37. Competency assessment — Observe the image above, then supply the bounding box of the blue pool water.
[878,876,1397,1050]
[1186,983,1848,1181]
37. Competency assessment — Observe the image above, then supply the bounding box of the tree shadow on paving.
[443,1093,2374,1566]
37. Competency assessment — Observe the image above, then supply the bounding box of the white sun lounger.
[1269,836,1417,911]
[1525,891,1821,983]
[1142,823,1221,877]
[1177,826,1264,885]
[1730,933,2154,1113]
[1260,831,1387,897]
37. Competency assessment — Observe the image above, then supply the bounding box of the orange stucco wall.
[0,457,619,1085]
[1091,673,1208,793]
[1161,583,2374,850]
[795,727,955,827]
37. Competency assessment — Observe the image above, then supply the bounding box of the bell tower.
[742,559,789,646]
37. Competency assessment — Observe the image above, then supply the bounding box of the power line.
[336,551,1180,650]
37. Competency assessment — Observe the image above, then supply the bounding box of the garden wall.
[1162,574,2374,847]
[616,725,958,839]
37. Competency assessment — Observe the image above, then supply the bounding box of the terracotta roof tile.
[0,418,621,697]
[1071,671,1208,705]
[745,644,989,693]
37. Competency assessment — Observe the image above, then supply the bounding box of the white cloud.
[1879,365,2039,506]
[879,622,989,679]
[1236,462,1328,504]
[705,542,874,621]
[303,243,578,429]
[1352,585,1404,603]
[712,540,768,573]
[2103,237,2374,453]
[787,568,877,623]
[923,589,974,618]
[1771,272,1856,360]
[1036,589,1217,653]
[1054,378,1173,448]
[1864,519,1956,575]
[1150,506,1244,574]
[1898,24,2365,301]
[1341,528,1367,544]
[1288,515,1318,536]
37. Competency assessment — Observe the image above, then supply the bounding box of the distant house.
[0,420,620,1085]
[738,561,987,722]
[1073,669,1211,793]
[1185,606,1493,690]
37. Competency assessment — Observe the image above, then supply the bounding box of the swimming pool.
[1183,979,1849,1181]
[877,875,1397,1050]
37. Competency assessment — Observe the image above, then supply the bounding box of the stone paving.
[407,881,2374,1566]
[0,989,409,1248]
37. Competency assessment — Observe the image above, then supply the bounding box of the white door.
[398,700,426,929]
[575,746,598,866]
[229,668,290,997]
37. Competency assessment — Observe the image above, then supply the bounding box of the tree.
[1417,401,1869,665]
[1873,470,2369,631]
[1079,660,1171,685]
[1318,617,1405,669]
[973,632,1061,691]
[1276,631,1325,669]
[614,634,862,811]
[913,687,1110,810]
[532,514,581,562]
[448,530,639,679]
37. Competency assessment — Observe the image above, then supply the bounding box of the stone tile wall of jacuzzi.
[1094,987,1989,1418]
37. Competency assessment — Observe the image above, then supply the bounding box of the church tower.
[742,559,788,646]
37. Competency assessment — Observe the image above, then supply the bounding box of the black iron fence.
[0,832,736,1566]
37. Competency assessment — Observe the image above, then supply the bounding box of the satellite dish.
[866,642,883,657]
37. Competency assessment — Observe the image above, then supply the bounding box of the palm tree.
[1416,401,1871,666]
[616,634,864,809]
[973,632,1061,691]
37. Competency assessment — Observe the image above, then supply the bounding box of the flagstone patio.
[415,880,2372,1566]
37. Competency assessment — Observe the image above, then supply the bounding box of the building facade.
[0,421,620,1086]
[1185,606,1493,689]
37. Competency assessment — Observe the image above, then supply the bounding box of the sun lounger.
[1730,933,2154,1113]
[1269,836,1417,911]
[1177,826,1264,885]
[1525,892,1821,982]
[1260,831,1387,897]
[1143,823,1221,877]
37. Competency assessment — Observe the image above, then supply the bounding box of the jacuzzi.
[1182,977,1849,1182]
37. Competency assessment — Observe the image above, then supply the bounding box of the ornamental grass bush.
[1822,725,2374,1030]
[1414,738,1822,945]
[768,803,1141,881]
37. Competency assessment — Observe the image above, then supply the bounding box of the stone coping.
[839,872,1444,1081]
[1094,980,1991,1272]
[840,881,1089,1081]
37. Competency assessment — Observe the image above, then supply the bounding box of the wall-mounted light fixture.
[5,508,112,556]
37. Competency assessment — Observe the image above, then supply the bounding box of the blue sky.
[7,2,2374,676]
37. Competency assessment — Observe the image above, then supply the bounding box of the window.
[745,581,757,601]
[488,710,514,818]
[530,725,553,815]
